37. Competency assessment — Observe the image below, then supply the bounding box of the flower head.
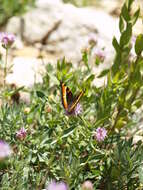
[16,127,27,140]
[47,181,68,190]
[0,33,15,49]
[0,140,12,159]
[65,103,83,116]
[95,127,107,142]
[74,103,83,116]
[88,34,97,46]
[82,180,93,190]
[94,49,105,63]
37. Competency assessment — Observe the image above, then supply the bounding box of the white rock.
[6,57,45,87]
[6,0,119,63]
[5,0,121,87]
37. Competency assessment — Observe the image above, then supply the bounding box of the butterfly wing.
[68,91,84,113]
[60,82,73,111]
[60,81,84,113]
[66,86,74,105]
[61,82,68,110]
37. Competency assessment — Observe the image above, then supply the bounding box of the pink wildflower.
[16,127,27,140]
[94,49,105,63]
[0,140,12,159]
[47,181,68,190]
[82,180,93,190]
[74,103,83,116]
[66,103,83,116]
[95,127,107,142]
[0,33,15,49]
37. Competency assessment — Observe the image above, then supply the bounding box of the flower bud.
[82,180,93,190]
[16,127,27,140]
[45,104,52,113]
[24,107,30,114]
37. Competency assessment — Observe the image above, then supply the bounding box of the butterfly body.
[60,82,84,115]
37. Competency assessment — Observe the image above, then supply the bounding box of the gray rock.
[6,0,119,63]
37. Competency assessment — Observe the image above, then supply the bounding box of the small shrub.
[0,0,143,189]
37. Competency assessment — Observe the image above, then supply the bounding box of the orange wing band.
[61,83,68,110]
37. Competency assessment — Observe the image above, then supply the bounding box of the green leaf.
[98,69,109,78]
[57,57,72,74]
[57,59,61,71]
[82,50,90,70]
[36,90,46,98]
[50,126,77,145]
[112,37,120,53]
[9,86,24,96]
[86,74,95,83]
[94,116,108,128]
[119,16,125,33]
[127,0,134,9]
[120,23,132,47]
[115,118,127,129]
[135,34,143,55]
[139,166,143,184]
[82,51,88,64]
[132,99,142,109]
[132,8,140,26]
[95,56,100,66]
[62,125,77,138]
[121,4,130,22]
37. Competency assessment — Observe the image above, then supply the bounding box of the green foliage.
[0,0,143,189]
[135,34,143,55]
[98,137,143,189]
[0,0,35,26]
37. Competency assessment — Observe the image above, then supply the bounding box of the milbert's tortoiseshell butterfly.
[60,81,84,115]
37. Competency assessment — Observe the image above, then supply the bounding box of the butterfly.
[60,81,84,115]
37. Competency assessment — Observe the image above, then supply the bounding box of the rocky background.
[1,0,142,87]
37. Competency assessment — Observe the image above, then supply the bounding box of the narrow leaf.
[112,37,120,53]
[98,69,109,78]
[132,8,140,26]
[121,4,130,22]
[135,34,143,55]
[36,90,46,98]
[119,16,125,33]
[120,23,132,47]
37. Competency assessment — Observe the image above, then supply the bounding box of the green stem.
[4,48,8,87]
[78,115,91,129]
[110,55,141,133]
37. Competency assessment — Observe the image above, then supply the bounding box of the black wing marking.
[66,87,74,105]
[68,91,84,112]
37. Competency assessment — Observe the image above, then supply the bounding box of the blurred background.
[0,0,143,87]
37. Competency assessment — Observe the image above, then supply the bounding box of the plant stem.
[78,115,91,129]
[4,48,8,87]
